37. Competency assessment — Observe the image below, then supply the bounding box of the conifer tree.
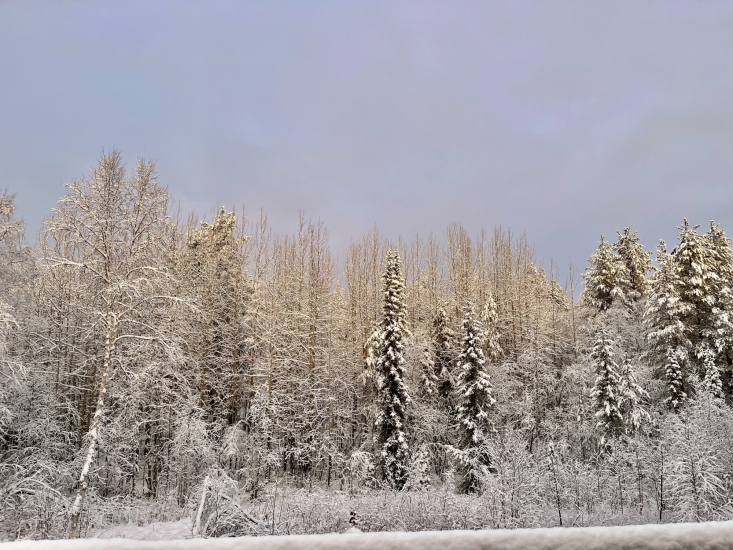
[614,227,652,303]
[582,235,625,312]
[670,219,718,366]
[646,240,684,365]
[665,348,688,412]
[706,222,733,286]
[618,356,650,434]
[700,346,724,400]
[590,328,624,441]
[454,301,495,493]
[707,222,733,386]
[374,249,410,490]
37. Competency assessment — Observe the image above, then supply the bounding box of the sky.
[2,1,733,278]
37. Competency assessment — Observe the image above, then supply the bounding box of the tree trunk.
[68,303,117,539]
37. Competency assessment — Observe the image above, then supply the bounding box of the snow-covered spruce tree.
[646,238,695,409]
[361,321,381,387]
[647,220,733,397]
[582,235,625,312]
[375,249,410,490]
[669,220,719,370]
[454,301,496,493]
[665,348,688,412]
[614,227,652,304]
[590,328,624,442]
[617,356,650,434]
[707,222,733,397]
[646,240,684,361]
[700,345,724,400]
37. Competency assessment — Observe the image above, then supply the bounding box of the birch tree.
[41,150,173,538]
[0,191,27,434]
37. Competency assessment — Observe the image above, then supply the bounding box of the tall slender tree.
[454,301,495,493]
[618,356,650,434]
[180,208,253,426]
[646,240,683,360]
[590,328,624,442]
[707,222,733,397]
[481,292,502,364]
[670,220,718,367]
[700,345,724,400]
[431,304,455,403]
[42,151,174,538]
[0,191,26,435]
[374,249,410,490]
[665,348,687,412]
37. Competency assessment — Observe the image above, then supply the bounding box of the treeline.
[1,151,732,539]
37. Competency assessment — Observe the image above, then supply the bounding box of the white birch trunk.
[68,302,117,539]
[192,475,210,537]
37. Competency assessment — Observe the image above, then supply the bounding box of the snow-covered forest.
[2,150,733,541]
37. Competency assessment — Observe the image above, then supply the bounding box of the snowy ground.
[93,519,194,541]
[3,521,733,550]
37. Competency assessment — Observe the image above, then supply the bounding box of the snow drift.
[3,521,733,550]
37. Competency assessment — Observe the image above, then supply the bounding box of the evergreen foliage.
[665,348,688,412]
[617,356,650,434]
[455,302,495,446]
[646,240,684,363]
[582,235,625,312]
[183,207,252,424]
[700,346,724,400]
[669,219,719,366]
[614,227,652,303]
[374,249,410,490]
[454,301,495,493]
[647,220,733,400]
[590,328,624,441]
[707,222,733,387]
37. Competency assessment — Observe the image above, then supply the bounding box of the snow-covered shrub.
[404,445,431,491]
[342,451,376,493]
[192,470,260,538]
[664,394,733,522]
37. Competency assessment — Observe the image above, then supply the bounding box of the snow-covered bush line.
[239,481,671,536]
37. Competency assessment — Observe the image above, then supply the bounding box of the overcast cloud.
[2,1,733,274]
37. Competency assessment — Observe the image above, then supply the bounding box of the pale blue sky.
[2,1,733,273]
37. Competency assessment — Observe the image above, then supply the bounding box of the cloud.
[1,0,733,271]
